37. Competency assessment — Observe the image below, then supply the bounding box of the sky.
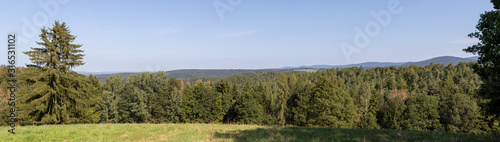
[0,0,495,72]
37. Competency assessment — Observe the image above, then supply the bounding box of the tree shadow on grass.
[215,127,381,142]
[214,126,493,142]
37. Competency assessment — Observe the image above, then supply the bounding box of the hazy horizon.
[73,55,479,74]
[0,1,493,72]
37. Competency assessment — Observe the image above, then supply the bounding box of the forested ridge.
[92,68,300,82]
[96,62,493,134]
[91,56,477,82]
[1,62,496,134]
[2,0,500,137]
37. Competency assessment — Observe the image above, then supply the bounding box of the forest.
[1,0,500,137]
[0,61,496,135]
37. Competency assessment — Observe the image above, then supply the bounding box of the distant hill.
[466,56,479,60]
[283,56,478,69]
[403,56,477,67]
[91,56,478,82]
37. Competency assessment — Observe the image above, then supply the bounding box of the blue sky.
[0,0,495,72]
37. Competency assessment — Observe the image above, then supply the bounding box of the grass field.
[0,123,496,142]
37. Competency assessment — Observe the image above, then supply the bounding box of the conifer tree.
[215,79,232,122]
[276,74,289,126]
[292,83,313,126]
[402,94,441,131]
[99,74,124,123]
[380,91,406,130]
[441,94,487,134]
[180,84,196,123]
[21,21,98,124]
[308,77,356,128]
[118,82,148,123]
[233,82,262,124]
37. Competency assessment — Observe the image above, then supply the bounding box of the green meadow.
[0,124,495,142]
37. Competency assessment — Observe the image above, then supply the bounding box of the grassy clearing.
[0,123,495,142]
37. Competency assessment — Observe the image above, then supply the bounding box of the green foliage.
[44,58,486,135]
[18,21,99,125]
[292,83,313,127]
[99,74,124,123]
[379,94,406,130]
[10,40,490,135]
[23,21,84,71]
[464,1,500,116]
[180,85,196,123]
[360,89,380,129]
[192,80,217,123]
[441,94,488,134]
[276,73,289,126]
[493,0,500,9]
[161,87,182,123]
[118,83,148,123]
[98,72,185,123]
[215,80,233,123]
[307,77,356,128]
[232,83,262,124]
[2,58,491,135]
[402,94,441,131]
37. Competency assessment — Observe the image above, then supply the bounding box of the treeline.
[0,62,495,134]
[2,8,499,135]
[94,62,492,134]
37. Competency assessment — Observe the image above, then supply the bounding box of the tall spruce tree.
[21,21,98,124]
[276,74,289,126]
